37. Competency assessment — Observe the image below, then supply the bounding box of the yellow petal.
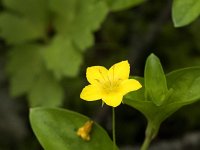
[80,85,102,101]
[86,66,108,85]
[120,79,142,95]
[108,60,130,81]
[102,93,123,107]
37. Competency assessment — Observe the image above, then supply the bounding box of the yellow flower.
[80,60,142,107]
[77,120,94,141]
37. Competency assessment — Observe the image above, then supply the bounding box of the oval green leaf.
[167,67,200,104]
[172,0,200,27]
[30,108,115,150]
[125,67,200,131]
[144,53,168,106]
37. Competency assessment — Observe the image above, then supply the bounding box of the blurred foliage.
[0,0,200,149]
[0,0,144,107]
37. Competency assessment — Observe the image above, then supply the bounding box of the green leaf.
[124,97,181,128]
[30,108,115,150]
[124,54,200,143]
[172,0,200,27]
[6,44,64,107]
[167,67,200,104]
[2,0,48,22]
[6,44,43,96]
[125,67,200,134]
[0,12,46,44]
[125,77,177,126]
[106,0,145,12]
[49,0,108,51]
[144,54,168,106]
[28,72,64,107]
[42,36,83,79]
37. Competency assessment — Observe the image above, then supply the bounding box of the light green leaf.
[28,72,64,107]
[0,13,46,44]
[106,0,145,12]
[6,44,64,107]
[49,0,108,51]
[172,0,200,27]
[42,36,83,79]
[2,0,48,22]
[30,108,115,150]
[144,54,168,106]
[6,44,43,96]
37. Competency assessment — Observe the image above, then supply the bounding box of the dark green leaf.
[167,67,200,104]
[125,67,200,131]
[144,54,168,106]
[172,0,200,27]
[30,108,115,150]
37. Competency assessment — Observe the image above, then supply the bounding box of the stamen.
[98,69,106,82]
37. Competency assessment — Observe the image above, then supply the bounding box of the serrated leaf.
[42,36,83,79]
[30,108,116,150]
[145,54,168,106]
[0,12,45,44]
[28,72,64,107]
[106,0,145,12]
[172,0,200,27]
[6,44,43,96]
[49,0,108,51]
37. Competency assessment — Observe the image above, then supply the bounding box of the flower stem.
[112,107,116,150]
[140,122,159,150]
[140,135,151,150]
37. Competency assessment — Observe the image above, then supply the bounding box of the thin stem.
[140,135,151,150]
[140,122,159,150]
[112,107,116,150]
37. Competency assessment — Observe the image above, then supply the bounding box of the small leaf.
[144,54,168,106]
[0,13,46,44]
[42,36,83,79]
[106,0,145,12]
[172,0,200,27]
[28,72,64,107]
[30,108,115,150]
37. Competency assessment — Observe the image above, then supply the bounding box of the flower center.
[102,79,121,94]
